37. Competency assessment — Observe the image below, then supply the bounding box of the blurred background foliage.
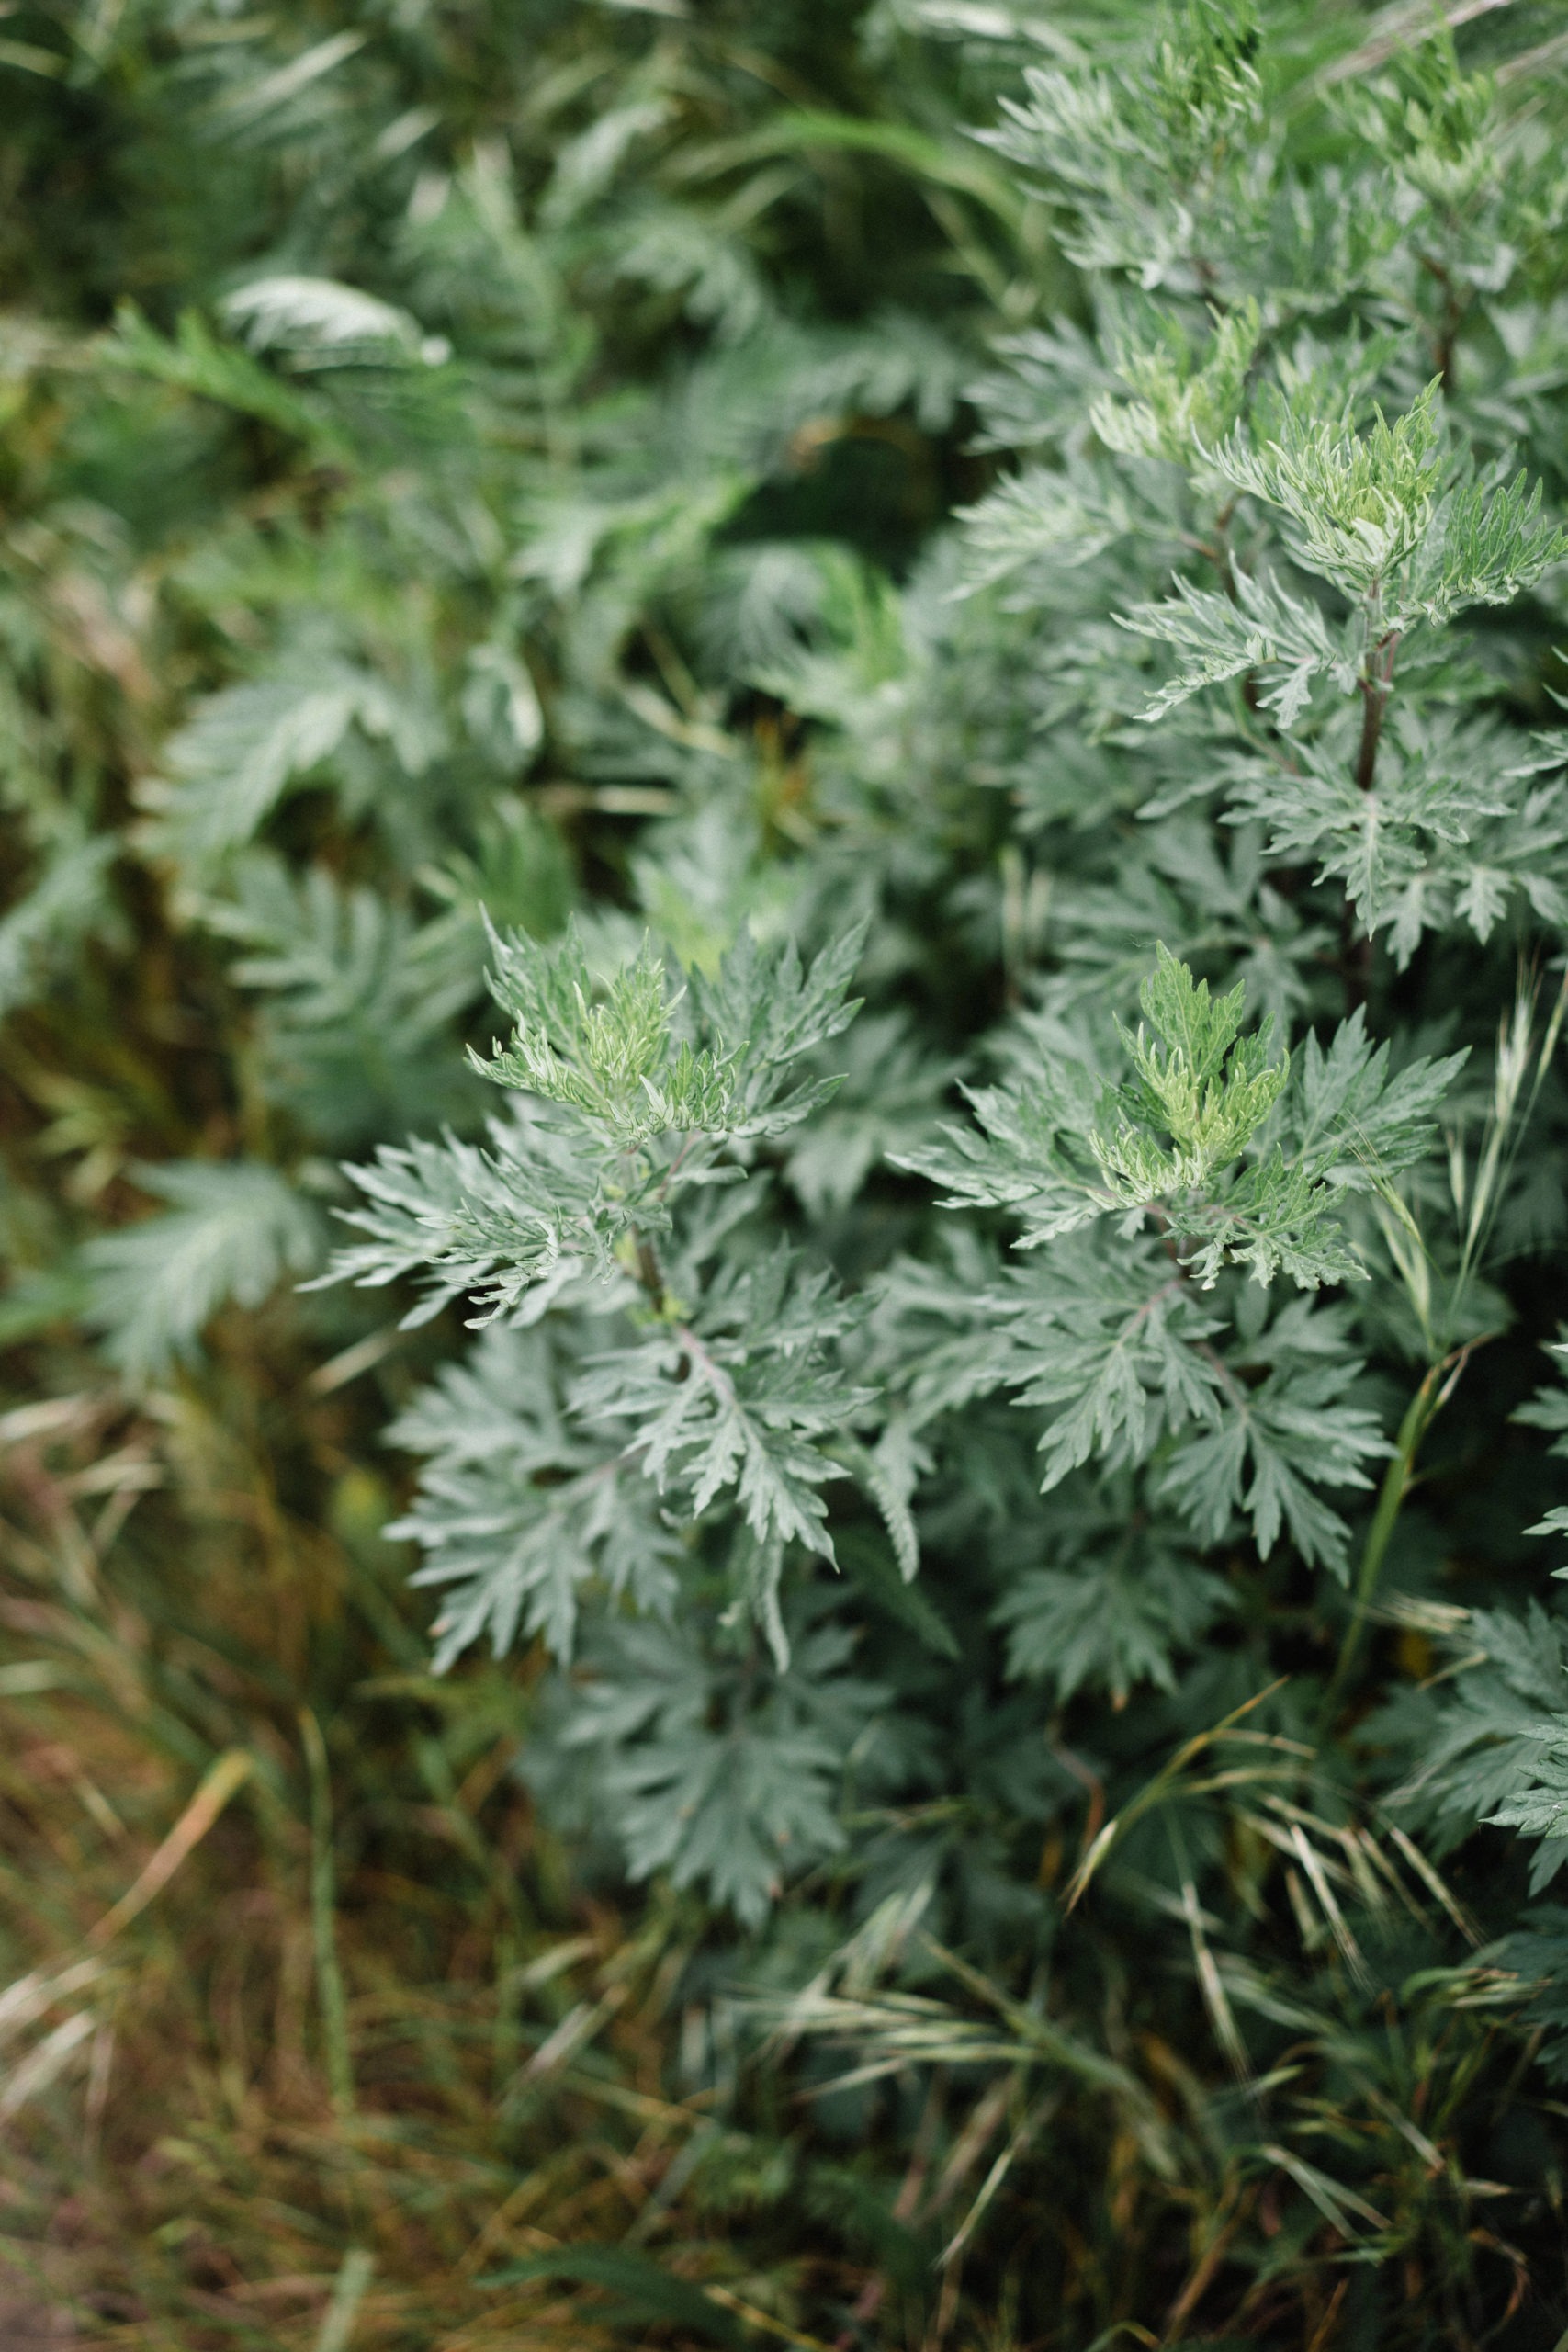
[6,2,1568,2348]
[0,4,1037,2343]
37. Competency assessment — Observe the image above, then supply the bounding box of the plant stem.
[1354,630,1396,794]
[1319,1349,1466,1729]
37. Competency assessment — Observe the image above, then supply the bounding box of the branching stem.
[1354,628,1398,795]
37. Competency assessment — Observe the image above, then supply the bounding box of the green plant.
[322,6,1568,2342]
[13,0,1568,2346]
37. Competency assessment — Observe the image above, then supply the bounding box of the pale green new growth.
[1211,384,1446,599]
[901,944,1460,1290]
[327,918,864,1322]
[327,919,883,1671]
[1110,945,1289,1195]
[1092,300,1261,466]
[478,916,863,1148]
[982,0,1264,279]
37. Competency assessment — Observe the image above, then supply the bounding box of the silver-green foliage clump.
[26,0,1568,2329]
[326,0,1568,2148]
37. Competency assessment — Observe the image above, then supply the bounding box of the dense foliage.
[11,0,1568,2345]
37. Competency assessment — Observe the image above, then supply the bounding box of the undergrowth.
[0,1383,723,2351]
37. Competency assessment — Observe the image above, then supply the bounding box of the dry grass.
[0,1362,803,2352]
